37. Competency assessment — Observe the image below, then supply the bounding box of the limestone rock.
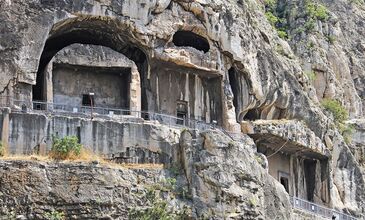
[0,0,365,218]
[180,130,291,219]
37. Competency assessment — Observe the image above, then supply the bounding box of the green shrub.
[277,29,288,39]
[321,99,348,123]
[263,0,289,39]
[50,135,82,160]
[304,19,316,31]
[305,2,329,21]
[129,186,190,220]
[165,178,177,190]
[45,211,65,220]
[264,0,277,9]
[321,99,354,144]
[265,11,279,26]
[150,178,177,192]
[129,200,174,220]
[296,27,306,35]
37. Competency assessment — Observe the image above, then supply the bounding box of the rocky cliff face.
[0,130,291,219]
[0,0,364,219]
[264,0,365,215]
[283,0,365,117]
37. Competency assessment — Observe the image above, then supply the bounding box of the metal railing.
[290,197,358,220]
[31,100,187,127]
[0,96,221,130]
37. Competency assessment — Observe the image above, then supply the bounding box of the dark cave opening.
[33,18,149,111]
[243,108,262,121]
[304,159,317,202]
[280,176,289,193]
[172,31,210,53]
[228,67,257,122]
[228,67,240,122]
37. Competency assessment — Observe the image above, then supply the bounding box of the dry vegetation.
[0,136,165,170]
[1,149,164,170]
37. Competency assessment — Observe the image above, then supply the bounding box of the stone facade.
[242,120,331,206]
[1,110,180,164]
[48,44,140,111]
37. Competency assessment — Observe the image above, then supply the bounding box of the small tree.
[50,136,82,160]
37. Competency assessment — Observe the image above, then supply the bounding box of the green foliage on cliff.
[326,35,336,44]
[129,180,191,220]
[277,29,288,39]
[129,200,178,220]
[305,71,317,81]
[264,0,330,35]
[45,211,65,220]
[265,11,279,26]
[264,0,288,39]
[321,99,353,144]
[305,2,329,21]
[321,99,348,123]
[50,135,82,160]
[264,0,277,9]
[304,19,316,31]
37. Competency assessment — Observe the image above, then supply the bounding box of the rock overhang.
[242,120,330,159]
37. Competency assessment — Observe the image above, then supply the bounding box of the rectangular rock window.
[280,177,289,193]
[176,100,188,125]
[278,171,290,194]
[82,94,94,106]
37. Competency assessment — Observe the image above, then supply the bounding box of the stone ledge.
[154,48,220,75]
[242,120,329,158]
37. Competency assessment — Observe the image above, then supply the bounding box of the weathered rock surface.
[283,0,365,118]
[0,160,165,219]
[0,0,365,218]
[0,130,291,219]
[242,119,329,156]
[53,44,134,68]
[180,130,291,219]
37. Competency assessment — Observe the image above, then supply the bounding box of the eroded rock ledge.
[0,130,291,220]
